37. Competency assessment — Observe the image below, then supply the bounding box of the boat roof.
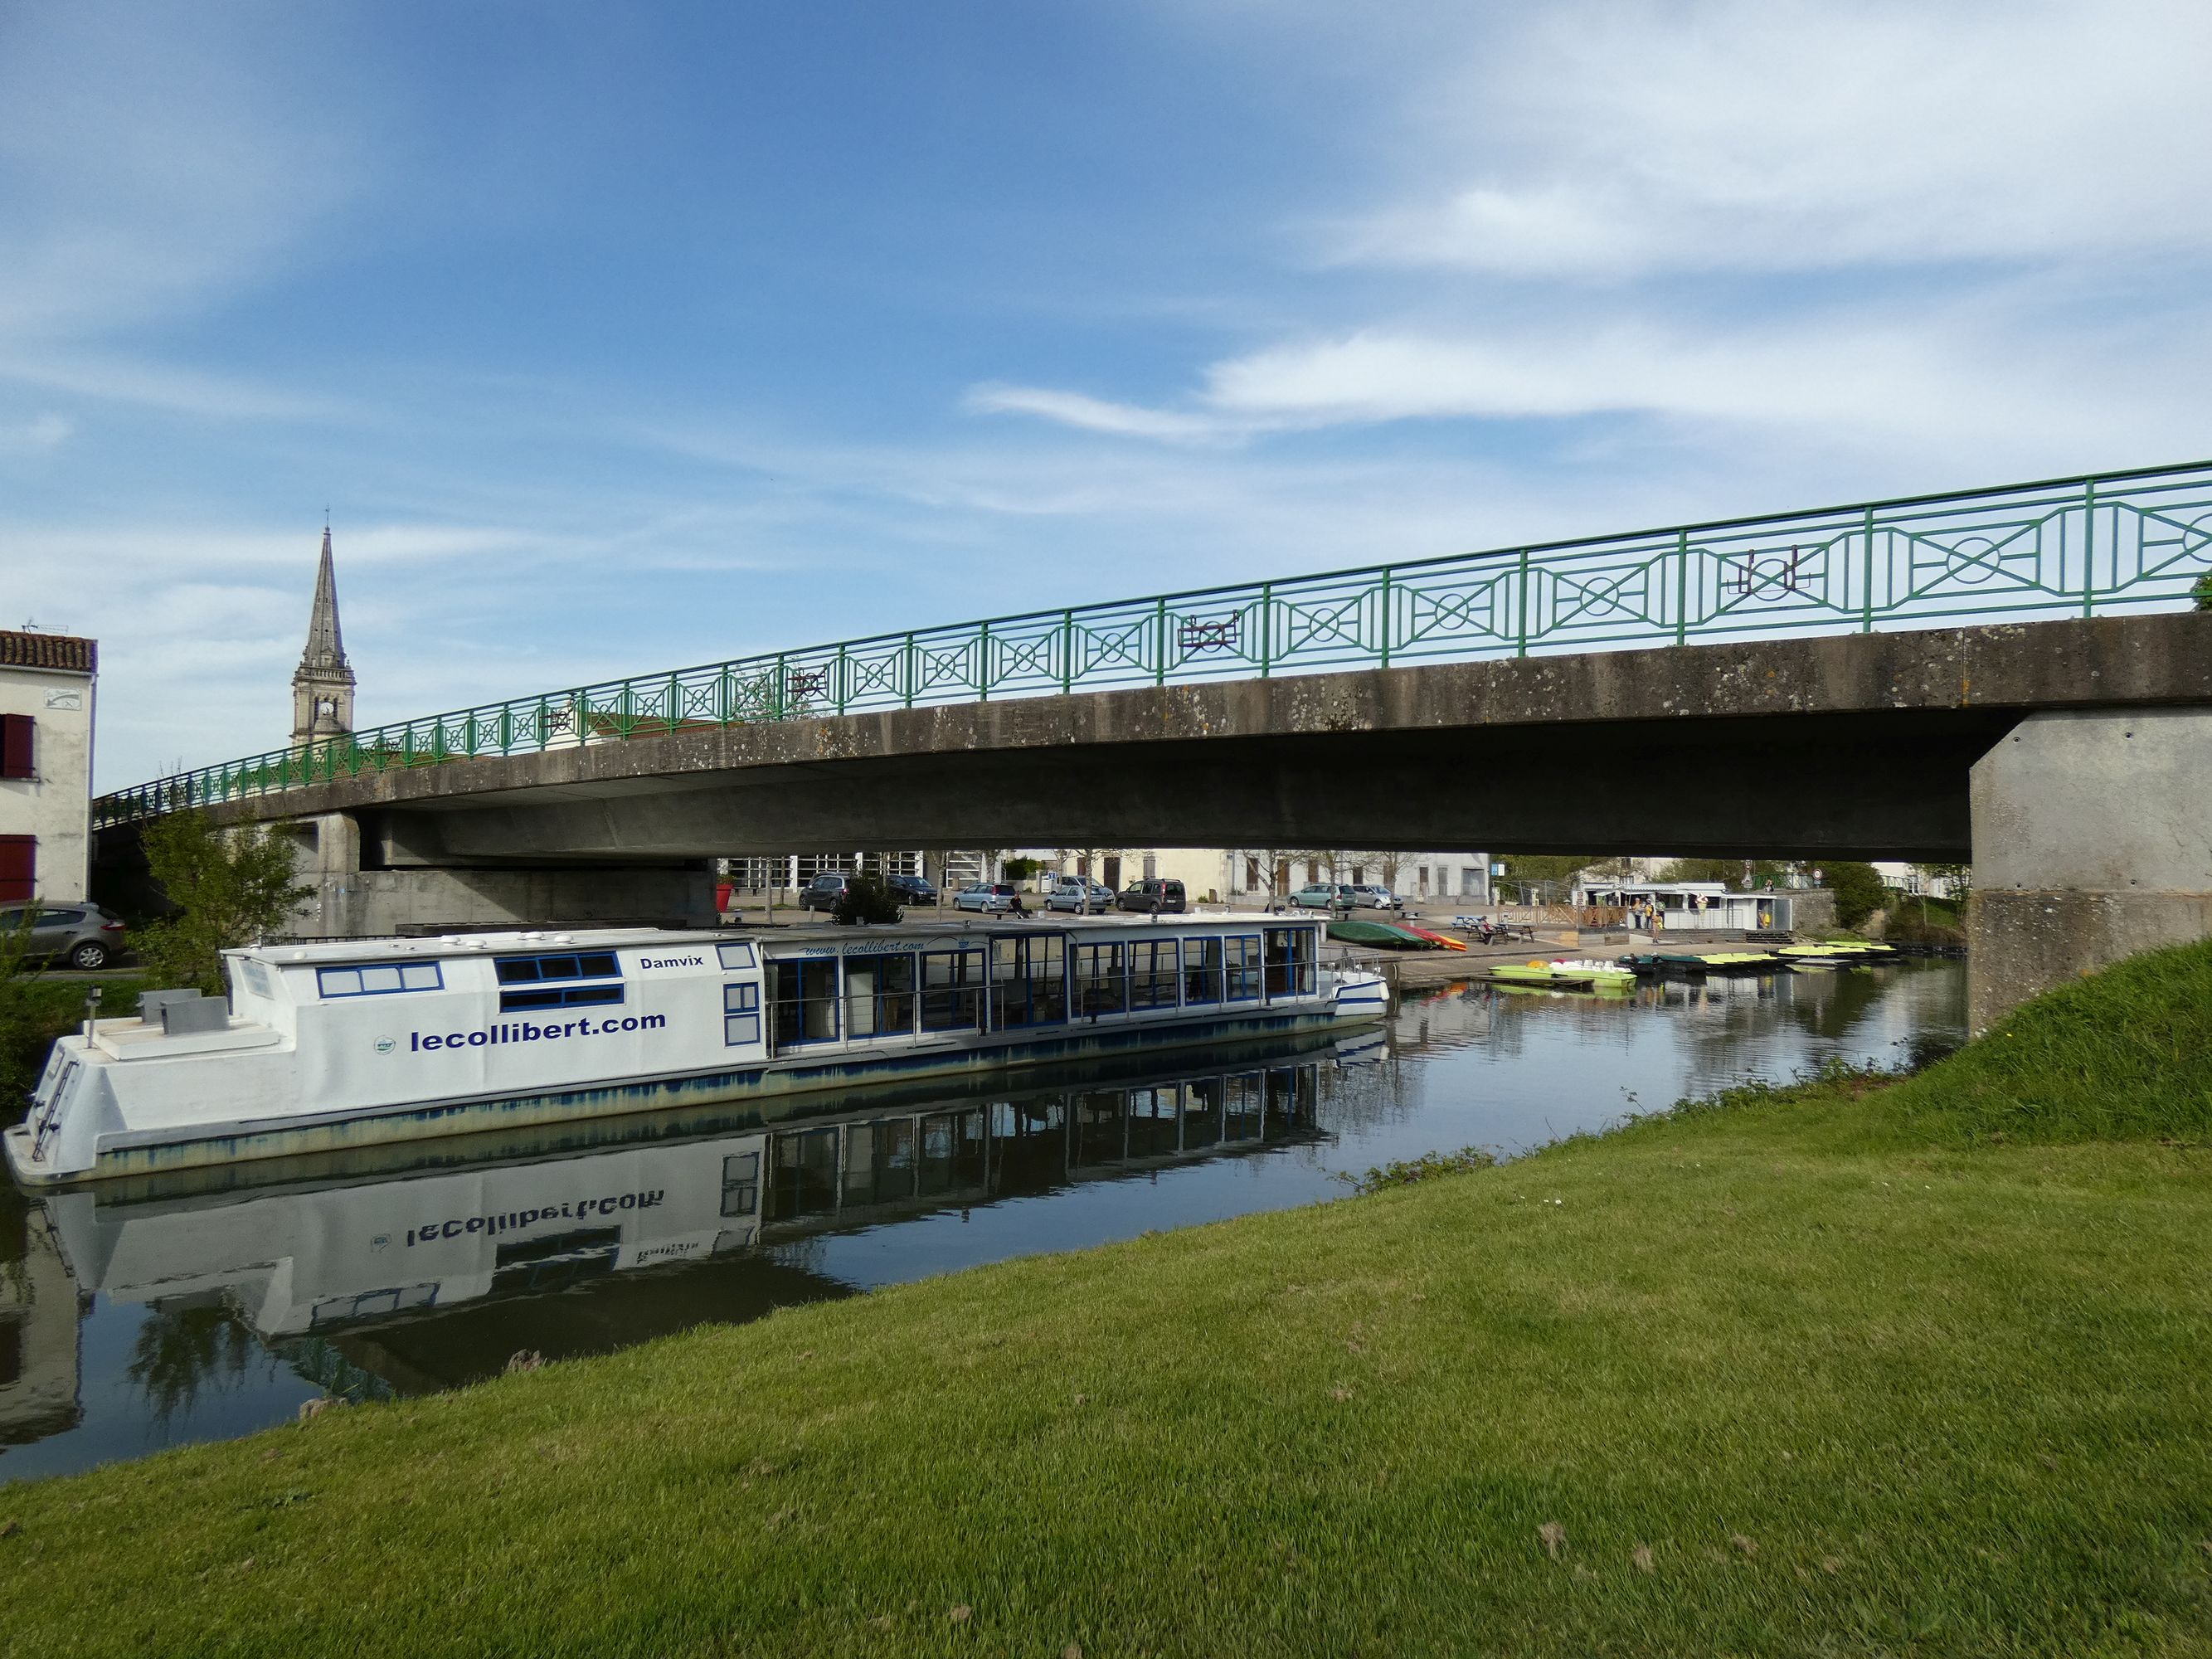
[230,912,1303,967]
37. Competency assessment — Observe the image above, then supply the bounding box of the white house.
[0,628,98,903]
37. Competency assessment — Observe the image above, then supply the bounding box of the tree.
[1823,859,1888,930]
[137,811,315,995]
[2195,570,2212,611]
[831,873,902,926]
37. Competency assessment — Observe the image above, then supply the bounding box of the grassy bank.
[5,947,2212,1657]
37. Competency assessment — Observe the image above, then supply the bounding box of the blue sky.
[5,0,2209,788]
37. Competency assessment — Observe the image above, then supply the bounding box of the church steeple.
[291,525,357,747]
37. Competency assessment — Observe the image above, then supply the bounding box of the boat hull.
[7,1002,1371,1189]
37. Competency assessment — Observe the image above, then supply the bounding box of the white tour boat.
[8,914,1385,1187]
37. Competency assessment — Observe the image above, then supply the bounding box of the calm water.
[0,961,1963,1485]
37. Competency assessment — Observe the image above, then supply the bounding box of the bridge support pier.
[1966,708,2212,1032]
[285,812,715,939]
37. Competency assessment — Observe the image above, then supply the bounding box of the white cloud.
[1331,0,2212,278]
[962,384,1233,444]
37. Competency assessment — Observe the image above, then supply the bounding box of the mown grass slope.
[3,946,2210,1657]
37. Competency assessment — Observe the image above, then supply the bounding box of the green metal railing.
[95,460,2212,826]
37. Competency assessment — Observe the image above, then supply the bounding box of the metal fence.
[95,460,2212,826]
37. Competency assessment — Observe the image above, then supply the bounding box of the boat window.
[1129,939,1180,1010]
[1263,926,1316,998]
[1223,935,1263,1001]
[237,959,274,1000]
[501,983,624,1012]
[723,981,761,1046]
[717,941,756,971]
[494,951,621,985]
[1075,941,1125,1017]
[921,948,987,1032]
[843,952,916,1039]
[768,959,840,1048]
[1181,937,1223,1005]
[991,936,1067,1029]
[318,962,445,998]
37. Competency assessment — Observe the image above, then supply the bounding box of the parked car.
[1115,878,1187,915]
[886,873,938,907]
[954,881,1020,914]
[797,873,854,912]
[0,902,128,970]
[1292,883,1358,909]
[1351,884,1403,911]
[1046,878,1115,914]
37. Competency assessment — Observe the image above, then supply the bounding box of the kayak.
[1398,924,1469,952]
[1327,919,1437,951]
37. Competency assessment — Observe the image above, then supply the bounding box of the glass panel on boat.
[493,951,621,985]
[921,948,986,1032]
[768,959,840,1048]
[722,982,761,1046]
[1181,937,1223,1005]
[501,982,623,1013]
[318,962,444,998]
[1075,941,1125,1017]
[843,953,916,1040]
[720,1151,760,1217]
[716,941,756,971]
[1129,939,1180,1010]
[1225,935,1262,1001]
[991,936,1067,1029]
[1263,926,1316,998]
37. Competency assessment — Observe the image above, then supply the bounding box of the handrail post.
[835,643,848,716]
[1861,505,1877,632]
[2081,475,2098,616]
[1515,550,1531,657]
[1258,583,1272,678]
[1155,596,1168,686]
[1378,567,1393,669]
[903,634,916,708]
[1060,610,1074,695]
[1673,531,1689,645]
[978,621,991,703]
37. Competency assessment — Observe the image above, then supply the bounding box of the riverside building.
[0,628,98,902]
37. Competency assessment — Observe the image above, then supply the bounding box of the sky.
[4,0,2210,790]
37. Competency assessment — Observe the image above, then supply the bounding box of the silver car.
[1351,885,1403,911]
[0,901,129,970]
[1045,878,1114,914]
[953,882,1018,914]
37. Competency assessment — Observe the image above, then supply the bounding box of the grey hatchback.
[0,901,128,969]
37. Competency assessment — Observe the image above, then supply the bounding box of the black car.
[1115,878,1186,915]
[797,873,854,912]
[886,873,938,906]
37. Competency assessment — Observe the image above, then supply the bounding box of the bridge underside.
[365,707,2009,865]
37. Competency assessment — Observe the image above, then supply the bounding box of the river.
[0,960,1963,1485]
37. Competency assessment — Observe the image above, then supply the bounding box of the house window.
[767,958,840,1048]
[317,962,445,998]
[1224,935,1263,1001]
[1181,937,1223,1005]
[921,947,987,1032]
[991,936,1066,1029]
[723,981,761,1046]
[1129,939,1180,1010]
[0,835,32,904]
[1075,941,1126,1016]
[0,715,31,780]
[843,952,916,1039]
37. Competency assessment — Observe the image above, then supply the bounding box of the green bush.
[1822,860,1887,929]
[2195,568,2212,611]
[136,811,314,995]
[830,874,903,926]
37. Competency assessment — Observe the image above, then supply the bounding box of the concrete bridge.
[94,461,2212,1027]
[100,611,2212,1028]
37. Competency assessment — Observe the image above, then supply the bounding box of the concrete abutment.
[1967,707,2212,1031]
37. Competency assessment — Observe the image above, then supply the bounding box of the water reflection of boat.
[27,1039,1338,1404]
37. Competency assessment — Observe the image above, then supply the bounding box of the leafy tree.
[831,873,903,926]
[1001,857,1044,883]
[2195,570,2212,611]
[1823,859,1889,930]
[137,812,314,995]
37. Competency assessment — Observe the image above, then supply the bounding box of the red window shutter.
[0,836,33,902]
[0,715,31,779]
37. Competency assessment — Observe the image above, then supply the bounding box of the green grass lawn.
[5,946,2212,1656]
